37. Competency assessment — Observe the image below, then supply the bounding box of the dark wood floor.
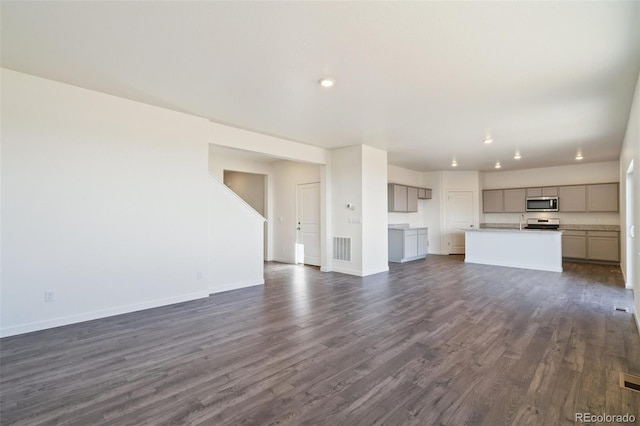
[1,256,639,425]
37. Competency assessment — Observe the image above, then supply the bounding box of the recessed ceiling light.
[495,162,501,169]
[576,151,583,160]
[451,159,458,167]
[484,137,493,144]
[319,78,335,88]
[514,152,521,160]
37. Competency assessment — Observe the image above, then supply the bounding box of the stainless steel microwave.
[526,196,559,212]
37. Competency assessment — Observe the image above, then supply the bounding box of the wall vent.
[620,372,640,393]
[333,237,352,262]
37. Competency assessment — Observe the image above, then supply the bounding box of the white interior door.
[446,191,474,254]
[296,182,321,266]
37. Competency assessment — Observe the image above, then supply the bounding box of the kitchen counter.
[388,225,428,263]
[469,228,562,235]
[465,228,562,272]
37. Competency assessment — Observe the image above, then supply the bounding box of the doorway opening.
[625,160,634,290]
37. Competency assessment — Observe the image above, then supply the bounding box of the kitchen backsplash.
[482,212,620,226]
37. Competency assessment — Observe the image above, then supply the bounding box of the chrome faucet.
[519,214,525,230]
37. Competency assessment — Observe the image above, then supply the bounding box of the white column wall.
[362,145,389,276]
[619,70,640,332]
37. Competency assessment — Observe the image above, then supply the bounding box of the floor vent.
[614,306,630,313]
[333,237,352,262]
[620,373,640,393]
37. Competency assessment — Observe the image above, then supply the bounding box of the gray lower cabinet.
[561,230,619,262]
[562,231,587,259]
[587,231,619,262]
[389,228,428,263]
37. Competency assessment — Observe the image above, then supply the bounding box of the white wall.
[330,146,364,275]
[329,145,389,276]
[208,146,274,260]
[619,70,640,331]
[208,176,265,293]
[482,161,620,189]
[271,160,321,264]
[209,120,328,165]
[1,69,212,336]
[362,145,389,276]
[481,161,621,227]
[423,171,444,254]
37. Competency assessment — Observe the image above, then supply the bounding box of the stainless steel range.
[525,218,560,230]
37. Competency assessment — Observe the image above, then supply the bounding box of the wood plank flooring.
[1,255,639,425]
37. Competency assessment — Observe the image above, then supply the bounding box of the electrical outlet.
[197,272,203,280]
[44,291,55,302]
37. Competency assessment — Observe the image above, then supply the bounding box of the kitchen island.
[465,229,562,272]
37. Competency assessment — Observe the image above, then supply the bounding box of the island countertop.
[466,228,562,235]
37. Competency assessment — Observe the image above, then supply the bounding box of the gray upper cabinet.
[503,188,526,212]
[587,183,618,212]
[558,185,586,212]
[488,182,617,215]
[388,184,407,212]
[483,190,504,213]
[407,187,418,212]
[389,184,431,212]
[526,188,542,197]
[417,188,432,200]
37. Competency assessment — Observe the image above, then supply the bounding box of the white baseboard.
[271,256,295,264]
[362,266,390,276]
[331,266,364,277]
[209,279,264,295]
[0,291,210,338]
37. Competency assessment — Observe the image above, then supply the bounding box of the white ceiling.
[2,1,639,172]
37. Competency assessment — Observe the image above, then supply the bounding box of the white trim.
[362,266,390,276]
[209,279,264,295]
[635,312,640,336]
[331,266,364,277]
[271,256,295,264]
[0,291,210,338]
[320,266,333,272]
